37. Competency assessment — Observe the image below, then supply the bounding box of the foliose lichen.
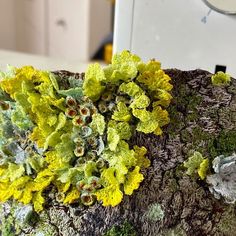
[183,151,209,180]
[207,153,236,203]
[0,50,173,212]
[211,71,231,86]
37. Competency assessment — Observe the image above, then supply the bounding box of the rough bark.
[1,69,236,236]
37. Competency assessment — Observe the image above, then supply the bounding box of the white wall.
[0,0,16,50]
[114,0,236,77]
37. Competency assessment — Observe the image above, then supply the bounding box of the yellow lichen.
[0,51,172,212]
[63,187,80,204]
[124,166,144,195]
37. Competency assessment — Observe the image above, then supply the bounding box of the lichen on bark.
[1,69,236,236]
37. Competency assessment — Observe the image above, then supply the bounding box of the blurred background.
[114,0,236,77]
[0,0,235,76]
[0,0,114,70]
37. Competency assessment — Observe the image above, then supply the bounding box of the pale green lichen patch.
[143,203,165,222]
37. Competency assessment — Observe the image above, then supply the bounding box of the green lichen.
[103,221,137,236]
[15,205,39,227]
[211,71,231,86]
[184,152,209,180]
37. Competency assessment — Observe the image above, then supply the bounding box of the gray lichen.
[143,203,164,222]
[15,205,34,226]
[207,154,236,203]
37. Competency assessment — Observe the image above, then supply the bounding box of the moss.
[187,128,236,159]
[175,164,186,178]
[214,130,236,156]
[175,89,202,112]
[187,95,202,111]
[186,128,236,160]
[167,106,185,136]
[180,129,192,143]
[168,89,229,161]
[185,112,198,122]
[180,127,211,157]
[167,178,179,192]
[172,85,236,158]
[180,125,236,160]
[103,221,137,236]
[162,170,179,192]
[168,93,202,137]
[227,84,236,94]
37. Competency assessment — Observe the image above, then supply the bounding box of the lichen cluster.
[207,154,236,203]
[1,52,235,235]
[211,71,231,86]
[0,51,173,212]
[184,151,209,180]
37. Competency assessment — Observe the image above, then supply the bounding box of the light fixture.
[203,0,236,14]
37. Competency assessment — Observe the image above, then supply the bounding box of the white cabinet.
[48,0,111,61]
[48,0,88,61]
[15,0,47,55]
[0,0,112,61]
